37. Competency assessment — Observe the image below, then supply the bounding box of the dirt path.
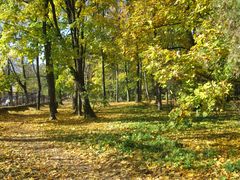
[0,104,144,179]
[1,139,138,179]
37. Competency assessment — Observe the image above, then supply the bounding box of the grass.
[0,101,240,179]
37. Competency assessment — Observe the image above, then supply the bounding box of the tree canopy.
[0,0,239,120]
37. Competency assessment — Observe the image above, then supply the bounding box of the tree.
[32,55,42,110]
[42,0,57,120]
[8,59,29,104]
[64,0,96,118]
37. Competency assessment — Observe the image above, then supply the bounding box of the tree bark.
[115,65,119,102]
[77,90,83,116]
[79,26,96,118]
[7,61,13,106]
[65,0,96,118]
[35,56,42,110]
[143,71,150,101]
[101,49,107,102]
[151,75,156,102]
[156,84,163,110]
[43,0,57,120]
[71,69,95,118]
[8,59,28,104]
[135,57,142,103]
[166,88,169,106]
[125,62,130,102]
[72,86,83,116]
[21,59,29,104]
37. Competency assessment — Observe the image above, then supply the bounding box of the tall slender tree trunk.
[101,49,107,102]
[150,75,156,101]
[77,90,83,116]
[125,62,130,102]
[115,65,119,102]
[8,87,13,106]
[135,58,142,103]
[21,59,29,104]
[111,71,115,100]
[35,56,42,110]
[45,40,57,119]
[166,88,170,106]
[156,84,162,110]
[7,61,13,106]
[43,0,57,120]
[143,71,150,101]
[79,28,95,118]
[73,84,78,111]
[23,88,28,104]
[100,9,107,103]
[73,84,82,116]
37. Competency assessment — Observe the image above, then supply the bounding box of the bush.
[169,81,232,121]
[224,160,240,172]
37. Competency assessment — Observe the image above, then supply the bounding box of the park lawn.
[0,102,240,179]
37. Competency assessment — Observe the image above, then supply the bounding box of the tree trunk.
[73,84,78,112]
[45,41,57,120]
[65,0,95,118]
[135,58,142,103]
[72,85,83,116]
[43,0,57,120]
[32,53,42,109]
[36,56,42,110]
[7,61,13,106]
[125,62,130,102]
[101,49,107,102]
[156,84,162,110]
[79,29,95,118]
[111,71,115,100]
[21,59,29,104]
[23,88,28,105]
[72,74,95,118]
[8,87,13,106]
[166,88,169,106]
[77,90,83,116]
[143,71,150,101]
[8,59,28,104]
[151,75,156,101]
[115,65,119,102]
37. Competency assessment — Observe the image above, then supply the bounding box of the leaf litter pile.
[0,102,240,179]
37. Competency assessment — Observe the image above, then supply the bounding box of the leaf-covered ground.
[0,102,240,179]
